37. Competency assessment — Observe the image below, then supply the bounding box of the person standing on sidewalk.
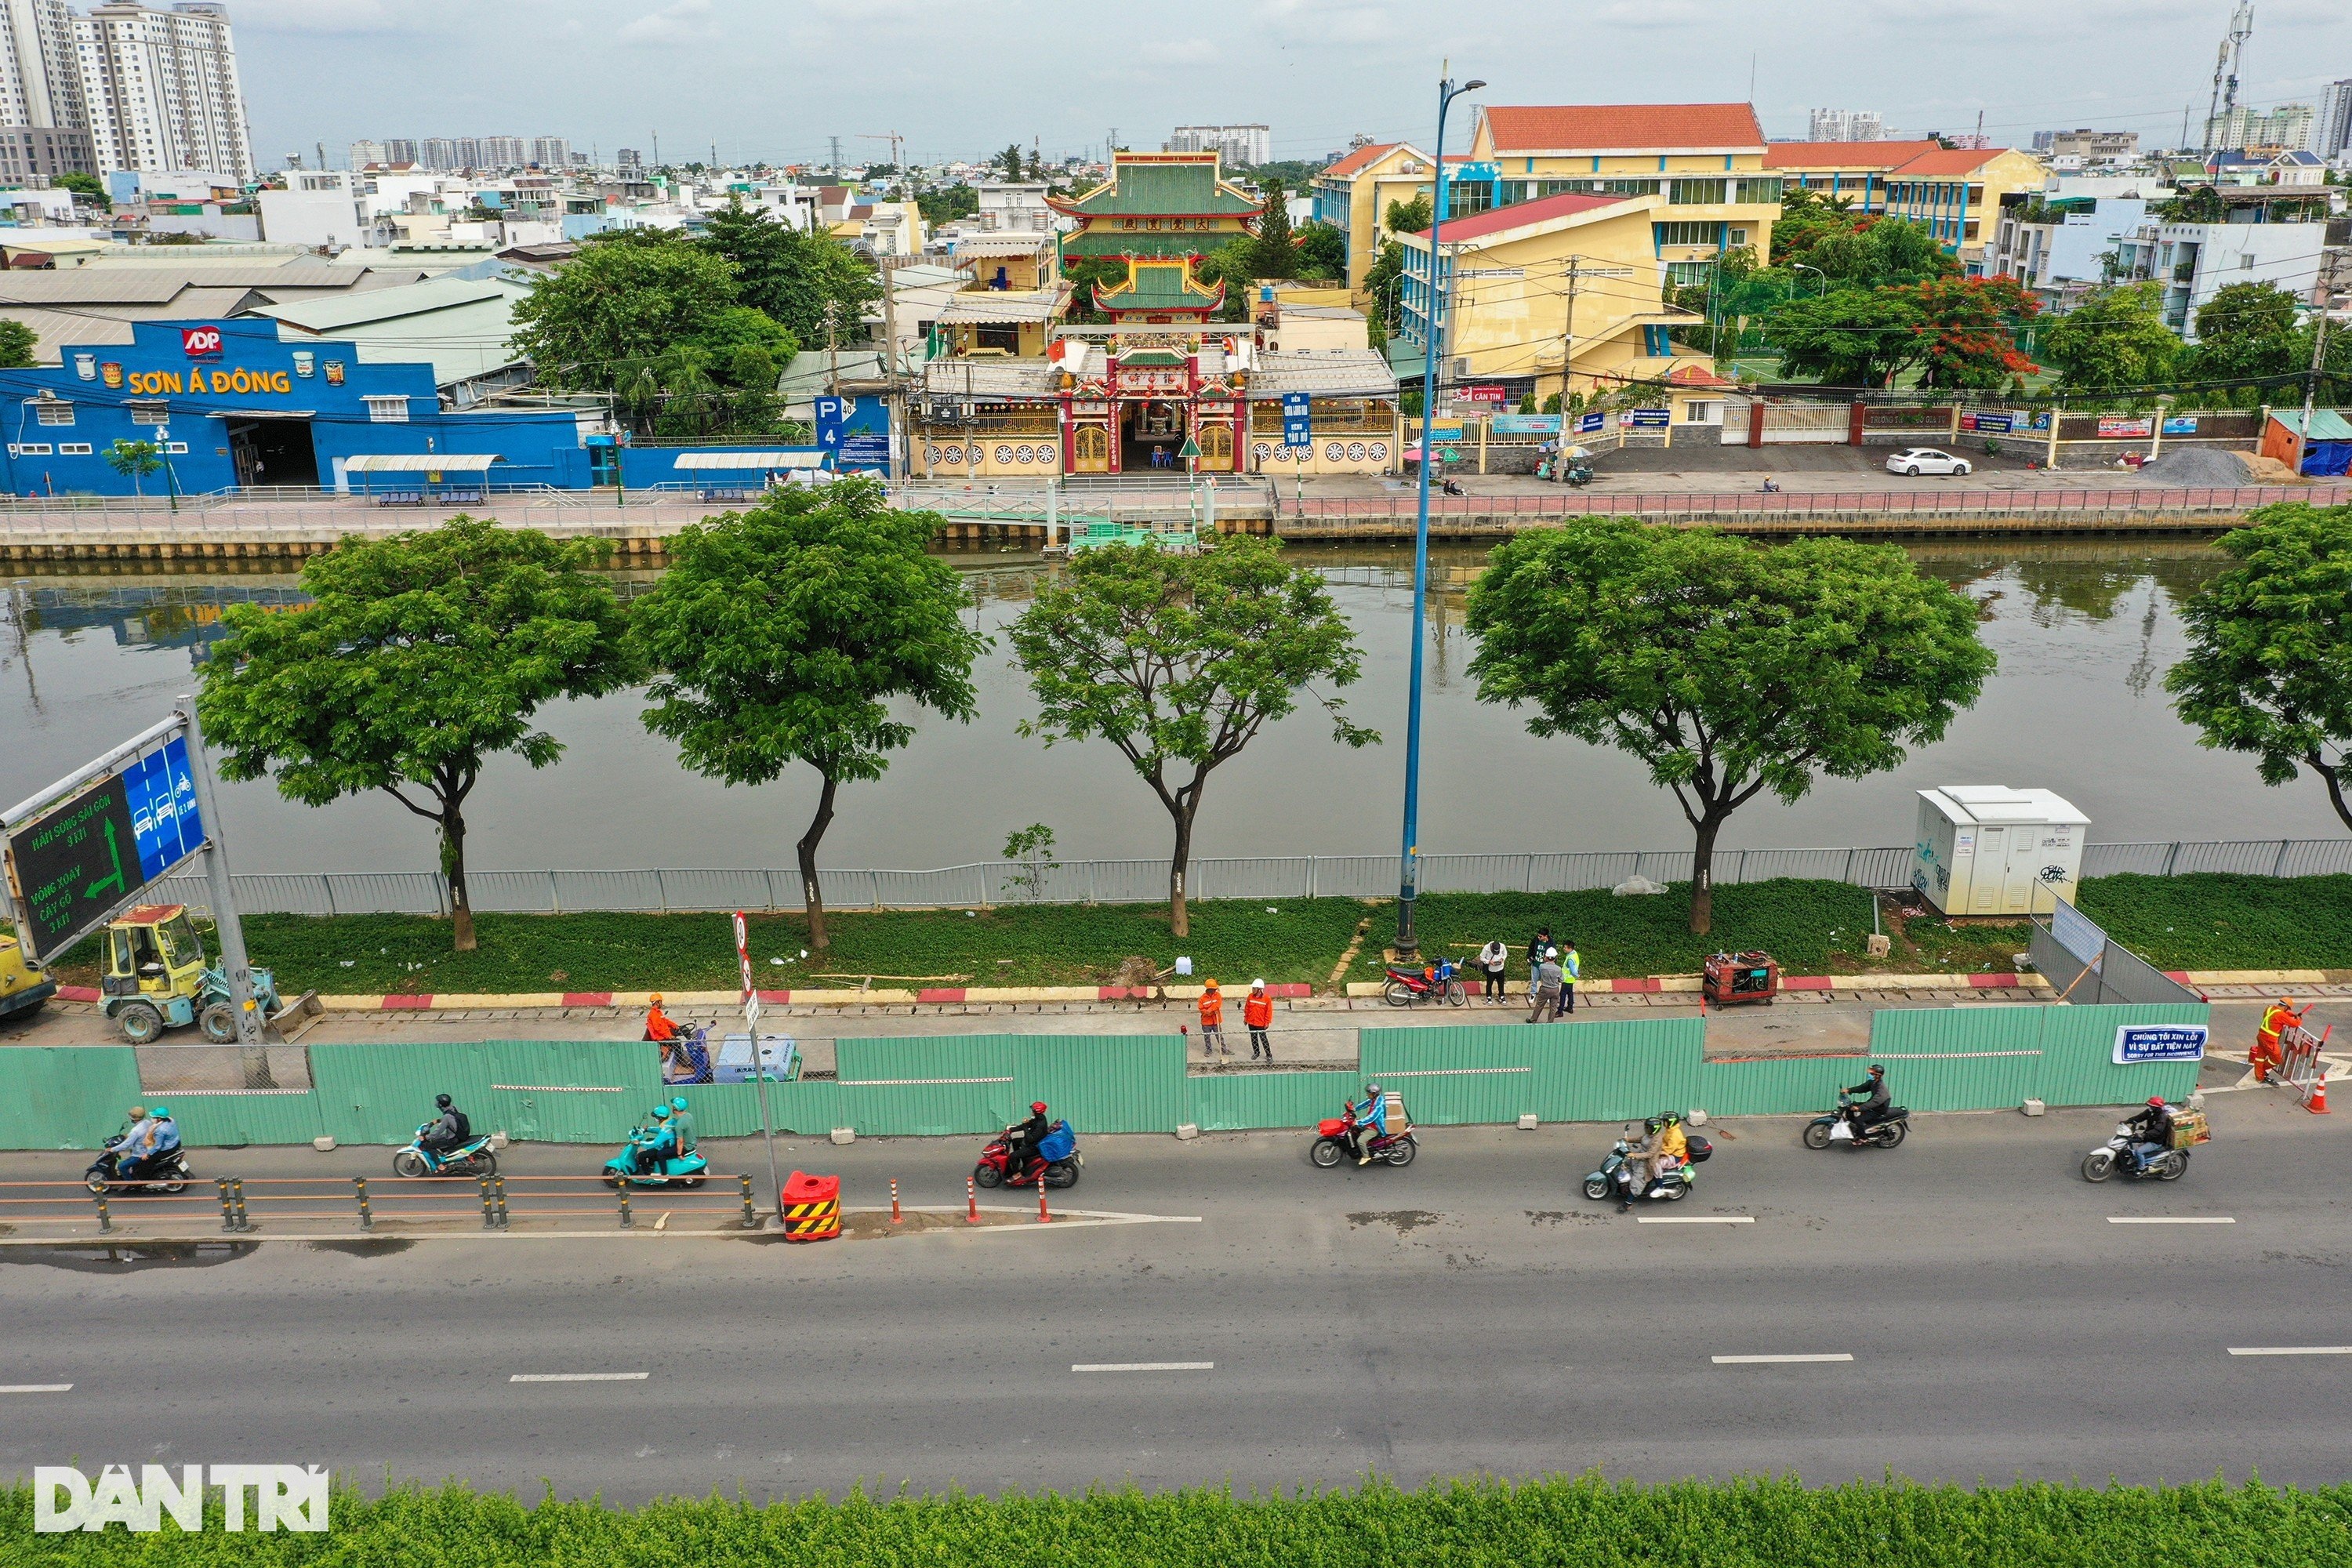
[1198,978,1229,1057]
[1476,939,1509,1003]
[1525,926,1553,995]
[1528,949,1564,1024]
[1244,979,1275,1059]
[1560,939,1581,1014]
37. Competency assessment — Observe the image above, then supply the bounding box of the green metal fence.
[0,1003,2213,1150]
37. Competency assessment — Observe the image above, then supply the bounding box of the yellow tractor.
[99,904,285,1044]
[0,928,55,1024]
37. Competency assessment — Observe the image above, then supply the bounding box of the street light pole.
[1396,66,1483,963]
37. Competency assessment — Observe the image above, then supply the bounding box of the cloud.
[1265,0,1403,48]
[616,0,721,45]
[231,0,403,33]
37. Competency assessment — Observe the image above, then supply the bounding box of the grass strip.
[9,1475,2352,1565]
[45,873,2348,997]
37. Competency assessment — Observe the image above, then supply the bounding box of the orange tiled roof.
[1889,147,2014,176]
[1406,190,1628,244]
[1764,140,1942,170]
[1481,103,1764,152]
[1322,142,1403,180]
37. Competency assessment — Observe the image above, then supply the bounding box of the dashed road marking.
[1072,1362,1214,1373]
[510,1372,651,1382]
[1712,1353,1853,1365]
[2228,1346,2352,1357]
[1638,1215,1755,1225]
[2109,1216,2234,1225]
[0,1383,72,1393]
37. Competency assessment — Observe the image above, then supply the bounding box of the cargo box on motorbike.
[2168,1110,2210,1150]
[1683,1133,1712,1163]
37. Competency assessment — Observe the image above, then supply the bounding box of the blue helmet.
[150,1105,171,1120]
[651,1105,671,1120]
[670,1096,688,1112]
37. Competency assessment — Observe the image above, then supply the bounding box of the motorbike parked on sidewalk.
[85,1137,192,1196]
[1582,1124,1711,1203]
[975,1120,1080,1189]
[1803,1094,1909,1151]
[391,1122,498,1179]
[1383,960,1467,1008]
[2082,1121,2195,1183]
[1309,1103,1417,1168]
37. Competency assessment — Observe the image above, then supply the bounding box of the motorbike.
[659,1023,713,1085]
[1581,1124,1712,1203]
[2082,1122,2188,1183]
[1309,1103,1417,1168]
[85,1135,192,1195]
[602,1124,709,1189]
[390,1121,498,1179]
[1803,1093,1909,1151]
[1560,459,1595,487]
[975,1119,1080,1189]
[1383,959,1466,1008]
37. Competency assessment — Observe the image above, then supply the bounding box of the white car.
[1886,448,1972,477]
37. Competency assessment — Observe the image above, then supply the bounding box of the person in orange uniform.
[1197,978,1229,1058]
[1244,978,1275,1060]
[2255,996,2305,1083]
[644,993,679,1044]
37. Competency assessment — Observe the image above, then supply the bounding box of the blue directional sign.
[1577,412,1607,434]
[1281,392,1312,449]
[121,733,205,883]
[1628,408,1671,429]
[813,395,845,456]
[2113,1024,2208,1065]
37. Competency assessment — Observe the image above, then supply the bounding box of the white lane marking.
[2228,1346,2352,1357]
[1638,1215,1755,1225]
[1712,1353,1853,1365]
[2109,1216,2235,1224]
[1071,1362,1214,1374]
[0,1383,73,1393]
[510,1372,651,1382]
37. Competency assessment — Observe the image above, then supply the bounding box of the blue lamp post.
[1396,67,1484,962]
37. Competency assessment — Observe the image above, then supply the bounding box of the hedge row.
[11,1475,2352,1566]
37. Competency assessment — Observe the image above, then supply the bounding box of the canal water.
[0,539,2331,877]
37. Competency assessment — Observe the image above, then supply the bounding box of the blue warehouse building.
[0,318,881,499]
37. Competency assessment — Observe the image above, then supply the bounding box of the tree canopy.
[2167,503,2352,834]
[2188,281,2306,396]
[629,481,984,949]
[1466,522,1995,933]
[698,198,876,349]
[195,519,636,951]
[2036,283,2182,395]
[511,232,746,391]
[1008,538,1375,937]
[0,318,33,368]
[1764,286,1931,387]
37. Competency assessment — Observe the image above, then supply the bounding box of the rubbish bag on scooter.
[1036,1121,1077,1162]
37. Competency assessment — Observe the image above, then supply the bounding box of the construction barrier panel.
[0,1005,2211,1149]
[781,1170,841,1241]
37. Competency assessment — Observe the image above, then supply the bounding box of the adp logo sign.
[33,1465,329,1534]
[180,325,225,358]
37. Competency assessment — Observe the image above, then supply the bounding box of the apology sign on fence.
[2113,1024,2208,1065]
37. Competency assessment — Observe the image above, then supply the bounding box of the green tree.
[1249,177,1296,280]
[630,481,984,950]
[56,170,105,209]
[195,519,635,952]
[1804,216,1955,289]
[102,438,162,496]
[1912,274,2041,389]
[512,231,740,391]
[2167,504,2352,834]
[696,198,874,353]
[689,303,797,367]
[1465,522,1995,934]
[1009,538,1376,937]
[1769,184,1858,267]
[999,143,1024,183]
[916,183,978,226]
[1764,286,1929,387]
[1296,222,1348,281]
[2038,282,2182,395]
[0,318,34,368]
[2157,184,2227,223]
[2189,280,2303,397]
[1383,194,1432,237]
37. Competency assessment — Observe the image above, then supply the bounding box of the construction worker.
[1244,979,1275,1060]
[1197,979,1229,1058]
[644,993,679,1044]
[2255,996,2305,1083]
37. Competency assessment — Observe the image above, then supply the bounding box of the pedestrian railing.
[1287,483,2352,523]
[139,839,2350,920]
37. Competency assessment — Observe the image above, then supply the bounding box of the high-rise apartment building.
[1166,123,1269,166]
[527,135,566,169]
[477,134,523,167]
[0,0,93,179]
[347,137,384,167]
[382,136,414,164]
[2211,101,2316,151]
[1808,108,1884,142]
[74,2,252,178]
[416,135,455,169]
[2317,81,2352,158]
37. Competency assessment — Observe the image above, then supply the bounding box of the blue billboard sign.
[1577,412,1607,434]
[121,733,205,883]
[1628,408,1671,429]
[2113,1024,2209,1065]
[1282,392,1312,449]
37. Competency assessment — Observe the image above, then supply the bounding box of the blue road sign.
[121,733,204,884]
[1281,391,1312,449]
[814,395,845,454]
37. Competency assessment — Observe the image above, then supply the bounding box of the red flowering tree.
[1912,275,2040,390]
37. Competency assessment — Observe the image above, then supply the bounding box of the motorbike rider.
[1843,1065,1893,1138]
[633,1105,677,1175]
[1618,1116,1668,1210]
[1003,1101,1052,1182]
[117,1104,157,1169]
[2123,1096,2177,1158]
[667,1095,697,1156]
[644,993,679,1045]
[1348,1083,1388,1165]
[423,1093,469,1156]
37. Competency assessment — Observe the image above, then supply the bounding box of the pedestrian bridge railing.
[139,839,2351,919]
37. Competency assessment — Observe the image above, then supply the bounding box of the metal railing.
[1288,484,2352,523]
[140,839,2350,919]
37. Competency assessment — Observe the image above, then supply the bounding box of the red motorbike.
[1310,1103,1417,1169]
[1383,959,1466,1008]
[975,1120,1082,1189]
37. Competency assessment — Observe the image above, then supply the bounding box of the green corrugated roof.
[2277,408,2352,440]
[1098,262,1220,313]
[1062,160,1260,217]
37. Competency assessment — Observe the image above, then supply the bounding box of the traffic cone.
[2309,1078,2329,1115]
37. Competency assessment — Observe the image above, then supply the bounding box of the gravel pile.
[2136,446,2255,485]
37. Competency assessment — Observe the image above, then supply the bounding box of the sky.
[234,0,2352,170]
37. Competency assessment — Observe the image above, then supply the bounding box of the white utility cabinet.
[1911,786,2089,916]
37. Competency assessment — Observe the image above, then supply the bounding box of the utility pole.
[879,255,903,479]
[652,130,661,169]
[1556,254,1582,450]
[2299,252,2344,471]
[825,299,840,397]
